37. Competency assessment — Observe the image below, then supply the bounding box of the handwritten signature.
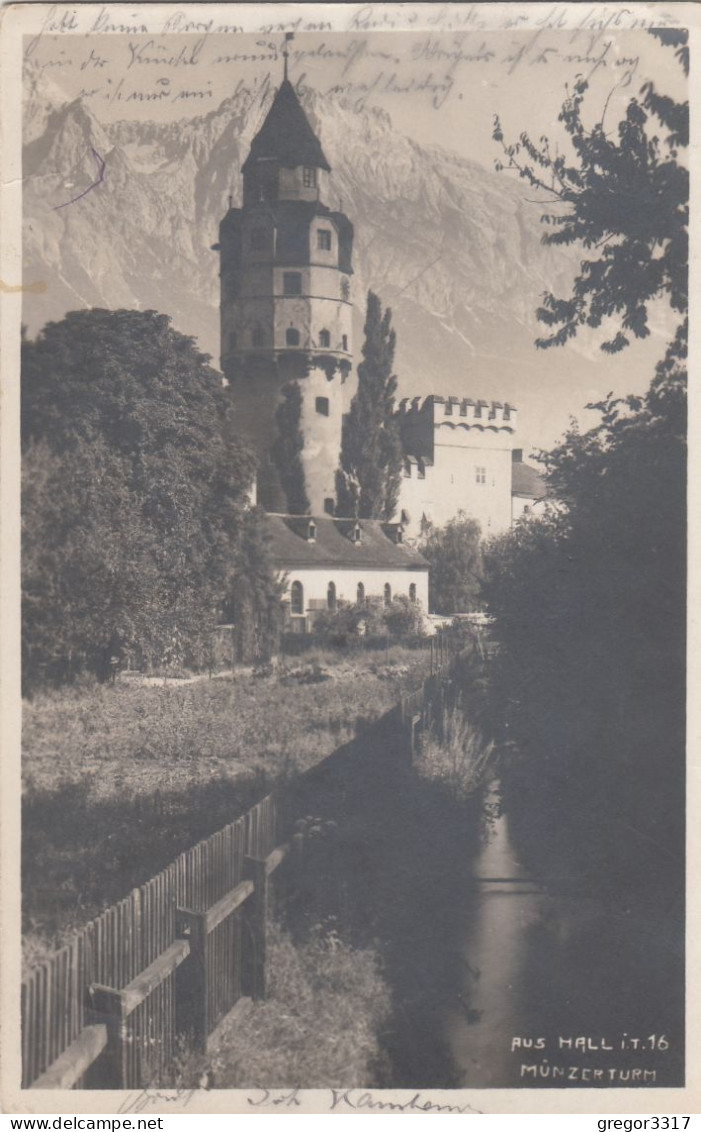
[247,1087,484,1113]
[118,1087,196,1114]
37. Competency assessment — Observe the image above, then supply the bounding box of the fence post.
[243,856,268,1001]
[89,986,129,1088]
[176,910,209,1052]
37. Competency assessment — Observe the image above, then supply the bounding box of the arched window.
[409,583,417,603]
[327,582,337,611]
[319,329,331,348]
[286,327,300,346]
[384,583,392,607]
[252,326,264,348]
[357,582,365,606]
[290,581,304,616]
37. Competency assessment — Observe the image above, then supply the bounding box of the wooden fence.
[22,794,283,1091]
[22,636,469,1091]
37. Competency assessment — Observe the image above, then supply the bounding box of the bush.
[313,595,425,645]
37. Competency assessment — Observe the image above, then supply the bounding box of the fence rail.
[22,794,279,1090]
[22,638,468,1090]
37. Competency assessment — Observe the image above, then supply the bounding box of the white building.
[263,514,429,632]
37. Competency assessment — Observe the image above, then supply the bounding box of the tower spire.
[283,32,294,82]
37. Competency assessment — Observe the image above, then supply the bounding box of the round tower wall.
[298,366,346,515]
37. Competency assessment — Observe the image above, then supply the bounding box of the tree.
[484,35,687,899]
[336,291,403,520]
[22,309,280,686]
[420,514,483,615]
[493,29,687,358]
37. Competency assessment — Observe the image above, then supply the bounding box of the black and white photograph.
[0,0,695,1114]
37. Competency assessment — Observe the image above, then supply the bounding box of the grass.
[416,705,497,804]
[196,920,391,1089]
[22,645,430,967]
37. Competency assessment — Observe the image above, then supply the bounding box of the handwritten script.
[22,3,681,115]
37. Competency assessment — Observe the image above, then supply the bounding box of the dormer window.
[349,522,362,545]
[306,520,316,543]
[303,167,317,188]
[317,229,332,250]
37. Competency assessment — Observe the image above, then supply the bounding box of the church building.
[215,70,543,626]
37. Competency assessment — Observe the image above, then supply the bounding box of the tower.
[217,78,354,514]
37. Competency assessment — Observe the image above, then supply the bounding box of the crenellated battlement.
[397,394,517,430]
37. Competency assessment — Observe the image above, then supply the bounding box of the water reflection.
[444,801,684,1088]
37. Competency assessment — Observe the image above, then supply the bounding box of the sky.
[24,20,686,169]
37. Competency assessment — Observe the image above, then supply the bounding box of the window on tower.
[475,466,486,484]
[317,229,332,251]
[283,272,302,296]
[303,167,317,188]
[252,326,265,348]
[342,334,348,351]
[319,329,331,348]
[315,396,329,416]
[286,327,300,346]
[341,277,350,301]
[250,228,266,251]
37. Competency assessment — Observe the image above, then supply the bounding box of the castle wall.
[397,397,518,538]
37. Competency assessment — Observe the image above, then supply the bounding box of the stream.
[441,800,684,1088]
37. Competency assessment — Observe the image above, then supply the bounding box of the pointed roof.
[242,80,330,173]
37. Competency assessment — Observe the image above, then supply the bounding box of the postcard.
[1,0,698,1116]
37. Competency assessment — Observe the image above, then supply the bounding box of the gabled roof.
[512,461,547,499]
[242,80,331,173]
[263,514,428,571]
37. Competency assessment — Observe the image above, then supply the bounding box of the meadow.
[22,646,430,968]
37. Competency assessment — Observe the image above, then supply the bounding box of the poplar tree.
[336,291,403,520]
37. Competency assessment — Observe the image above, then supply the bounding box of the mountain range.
[22,71,664,453]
